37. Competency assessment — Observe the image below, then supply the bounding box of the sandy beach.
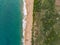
[24,0,34,45]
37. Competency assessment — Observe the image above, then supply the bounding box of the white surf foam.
[22,0,27,45]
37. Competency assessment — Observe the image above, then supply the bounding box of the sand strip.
[25,0,34,45]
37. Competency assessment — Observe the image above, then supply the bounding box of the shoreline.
[22,0,60,45]
[22,0,34,45]
[25,0,34,45]
[22,0,27,45]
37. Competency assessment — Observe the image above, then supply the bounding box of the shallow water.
[0,0,23,45]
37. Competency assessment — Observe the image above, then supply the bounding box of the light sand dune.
[24,0,34,45]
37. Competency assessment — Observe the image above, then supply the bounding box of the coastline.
[25,0,34,45]
[22,0,60,45]
[22,0,27,45]
[22,0,34,45]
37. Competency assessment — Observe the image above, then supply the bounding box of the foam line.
[22,0,27,45]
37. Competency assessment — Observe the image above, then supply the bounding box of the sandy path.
[56,0,60,6]
[24,0,34,45]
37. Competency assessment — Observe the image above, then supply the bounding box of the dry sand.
[24,0,34,45]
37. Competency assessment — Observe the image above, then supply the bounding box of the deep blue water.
[0,0,23,45]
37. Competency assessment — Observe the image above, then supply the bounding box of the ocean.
[0,0,23,45]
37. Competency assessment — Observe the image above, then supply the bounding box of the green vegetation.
[32,0,60,45]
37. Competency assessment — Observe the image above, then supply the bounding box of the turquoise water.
[0,0,23,45]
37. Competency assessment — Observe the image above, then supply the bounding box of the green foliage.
[34,0,42,12]
[42,0,55,10]
[32,0,60,45]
